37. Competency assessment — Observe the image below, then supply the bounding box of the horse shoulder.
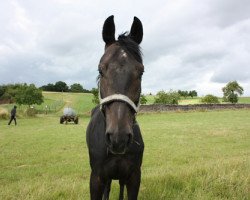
[86,106,107,160]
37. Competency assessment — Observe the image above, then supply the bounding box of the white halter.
[99,84,140,113]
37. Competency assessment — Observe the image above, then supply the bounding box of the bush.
[25,107,37,117]
[227,93,238,104]
[154,90,180,105]
[0,108,9,119]
[91,88,99,105]
[140,94,147,105]
[201,94,220,104]
[0,84,23,103]
[15,84,44,106]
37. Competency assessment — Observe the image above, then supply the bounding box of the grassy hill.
[0,92,96,118]
[1,109,249,199]
[40,92,95,115]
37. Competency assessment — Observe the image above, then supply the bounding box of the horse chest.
[103,156,134,180]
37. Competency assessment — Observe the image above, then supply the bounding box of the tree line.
[0,80,244,107]
[0,83,43,106]
[91,81,244,105]
[153,81,244,105]
[40,81,91,93]
[178,90,198,98]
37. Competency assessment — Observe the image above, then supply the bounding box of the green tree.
[0,85,5,98]
[82,88,91,93]
[227,93,238,104]
[40,83,55,91]
[140,94,147,105]
[183,91,189,98]
[0,84,22,103]
[222,81,243,103]
[178,90,196,98]
[91,88,99,105]
[154,90,180,105]
[15,84,44,106]
[54,81,69,92]
[189,90,198,98]
[178,90,182,96]
[201,94,220,104]
[70,83,84,93]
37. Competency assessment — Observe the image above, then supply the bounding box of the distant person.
[8,105,17,125]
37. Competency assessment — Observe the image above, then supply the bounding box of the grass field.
[238,97,250,104]
[30,92,95,116]
[1,92,95,117]
[0,92,250,199]
[145,95,250,105]
[1,110,249,199]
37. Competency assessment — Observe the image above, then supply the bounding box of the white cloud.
[0,0,250,96]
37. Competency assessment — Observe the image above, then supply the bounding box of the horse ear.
[129,16,143,44]
[102,15,116,45]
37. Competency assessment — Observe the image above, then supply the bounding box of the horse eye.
[99,69,104,77]
[139,71,144,79]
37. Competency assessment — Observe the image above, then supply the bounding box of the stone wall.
[139,104,250,113]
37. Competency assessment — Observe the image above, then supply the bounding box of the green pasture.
[238,97,250,104]
[179,97,201,105]
[1,108,249,199]
[145,95,250,105]
[144,95,201,105]
[1,92,95,117]
[32,92,95,116]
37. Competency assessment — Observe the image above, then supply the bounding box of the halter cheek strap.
[99,84,140,113]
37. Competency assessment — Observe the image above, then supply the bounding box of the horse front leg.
[119,180,125,200]
[126,169,141,200]
[103,179,112,200]
[90,171,106,200]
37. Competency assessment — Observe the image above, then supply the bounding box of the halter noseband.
[99,84,140,113]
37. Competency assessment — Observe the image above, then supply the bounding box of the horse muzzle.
[105,131,133,154]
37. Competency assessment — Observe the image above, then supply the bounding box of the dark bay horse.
[86,16,144,200]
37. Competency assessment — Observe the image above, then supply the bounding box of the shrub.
[201,94,220,104]
[140,94,147,105]
[91,88,99,105]
[0,108,9,119]
[154,90,180,105]
[25,107,37,117]
[227,93,238,104]
[15,84,44,106]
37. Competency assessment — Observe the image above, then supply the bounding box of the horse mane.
[117,32,143,63]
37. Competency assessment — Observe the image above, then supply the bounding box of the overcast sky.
[1,0,250,96]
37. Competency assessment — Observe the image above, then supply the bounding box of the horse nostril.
[105,133,112,146]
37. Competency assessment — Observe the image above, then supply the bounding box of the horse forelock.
[117,33,143,64]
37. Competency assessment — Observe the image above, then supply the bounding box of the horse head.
[98,15,144,154]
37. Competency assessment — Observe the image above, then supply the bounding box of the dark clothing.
[8,115,16,125]
[11,108,16,116]
[8,107,17,125]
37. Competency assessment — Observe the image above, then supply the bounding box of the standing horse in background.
[86,16,144,200]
